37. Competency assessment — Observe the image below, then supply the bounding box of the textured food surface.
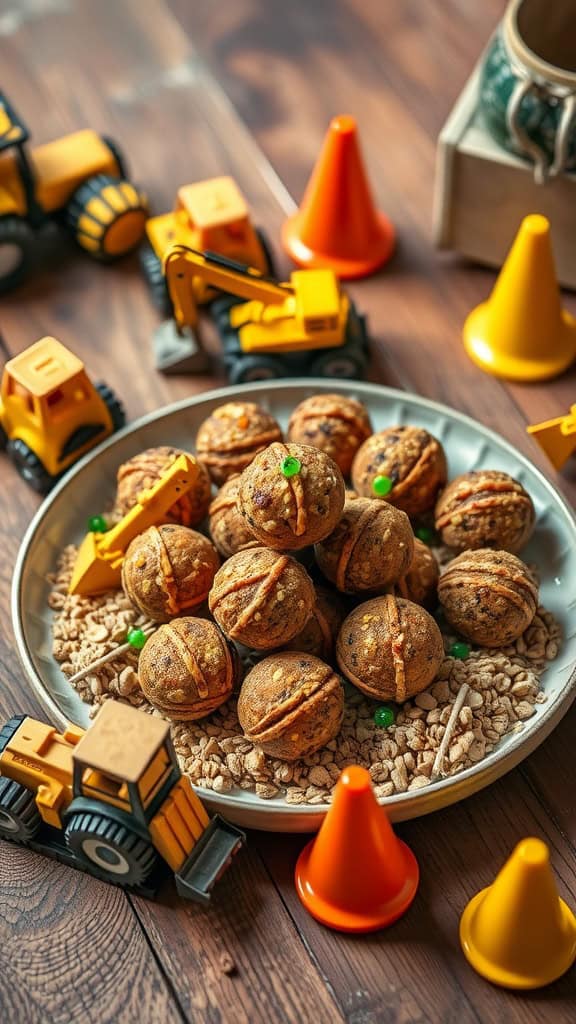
[435,470,535,553]
[279,585,346,659]
[115,445,212,527]
[352,425,447,518]
[315,496,414,593]
[389,538,439,608]
[287,393,372,476]
[196,401,282,485]
[122,524,220,622]
[208,474,259,558]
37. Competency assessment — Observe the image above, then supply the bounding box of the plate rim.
[11,377,576,822]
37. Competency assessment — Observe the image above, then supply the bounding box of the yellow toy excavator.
[154,244,369,381]
[0,701,244,901]
[0,91,148,291]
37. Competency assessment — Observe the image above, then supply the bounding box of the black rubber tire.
[0,422,7,451]
[95,382,126,432]
[0,216,34,293]
[99,134,128,178]
[309,347,367,379]
[254,227,276,276]
[65,812,158,886]
[139,244,172,317]
[210,294,244,325]
[227,354,284,385]
[65,174,148,261]
[0,777,41,843]
[6,438,53,493]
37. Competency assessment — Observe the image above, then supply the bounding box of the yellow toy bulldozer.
[0,701,244,901]
[0,92,148,291]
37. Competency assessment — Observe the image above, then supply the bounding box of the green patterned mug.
[479,0,576,183]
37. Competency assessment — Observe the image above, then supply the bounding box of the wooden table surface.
[1,2,575,1021]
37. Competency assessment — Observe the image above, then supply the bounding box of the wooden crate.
[433,55,576,289]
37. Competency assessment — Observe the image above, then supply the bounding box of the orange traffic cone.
[282,115,395,279]
[463,214,576,381]
[295,764,419,932]
[460,838,576,989]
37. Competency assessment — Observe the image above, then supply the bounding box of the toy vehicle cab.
[141,175,274,315]
[0,336,125,493]
[0,91,148,291]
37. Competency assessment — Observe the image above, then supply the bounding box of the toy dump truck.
[0,701,244,901]
[141,175,274,316]
[0,92,148,290]
[0,336,125,493]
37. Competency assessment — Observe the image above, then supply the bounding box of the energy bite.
[287,393,372,477]
[138,617,238,720]
[438,548,538,647]
[196,401,282,485]
[351,425,447,519]
[115,446,212,527]
[389,538,439,609]
[237,652,344,761]
[435,470,535,553]
[315,496,414,593]
[280,585,346,660]
[208,475,259,558]
[122,524,220,622]
[336,595,444,701]
[208,547,315,650]
[238,442,345,550]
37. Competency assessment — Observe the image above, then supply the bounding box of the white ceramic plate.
[11,380,576,831]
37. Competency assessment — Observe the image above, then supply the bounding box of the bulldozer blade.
[68,532,122,596]
[174,815,245,903]
[527,417,576,471]
[153,322,210,375]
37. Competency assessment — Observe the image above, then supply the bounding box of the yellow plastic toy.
[460,837,576,989]
[0,336,125,493]
[0,701,244,900]
[69,452,199,596]
[527,405,576,470]
[154,244,368,381]
[141,176,274,314]
[463,214,576,382]
[0,91,147,291]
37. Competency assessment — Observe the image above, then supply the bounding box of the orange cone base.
[460,887,576,989]
[282,212,395,280]
[295,836,419,932]
[463,304,576,382]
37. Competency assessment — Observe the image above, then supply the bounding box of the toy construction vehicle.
[0,336,125,493]
[154,245,369,381]
[527,405,576,470]
[0,702,244,900]
[140,176,274,317]
[0,92,148,291]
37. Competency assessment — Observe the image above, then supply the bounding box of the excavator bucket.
[527,407,576,471]
[69,453,200,596]
[153,321,210,375]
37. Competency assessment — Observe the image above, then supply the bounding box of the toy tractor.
[0,701,244,900]
[140,176,274,317]
[0,336,125,493]
[0,91,148,291]
[154,244,369,381]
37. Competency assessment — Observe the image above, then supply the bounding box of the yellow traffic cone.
[460,838,576,989]
[463,214,576,381]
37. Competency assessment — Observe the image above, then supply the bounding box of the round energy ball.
[196,401,282,485]
[389,538,439,609]
[138,617,238,720]
[208,475,259,558]
[435,470,535,553]
[351,426,448,519]
[280,585,346,660]
[237,442,345,550]
[438,549,538,647]
[287,393,372,477]
[122,524,220,622]
[336,595,444,701]
[315,496,414,593]
[208,547,316,650]
[237,652,344,761]
[115,446,212,527]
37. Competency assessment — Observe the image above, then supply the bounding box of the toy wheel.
[66,174,148,261]
[210,294,243,325]
[0,422,7,451]
[0,216,34,293]
[255,227,276,276]
[309,348,367,379]
[139,244,172,317]
[65,812,158,886]
[228,355,284,385]
[6,438,53,494]
[0,777,41,843]
[95,382,126,432]
[99,134,128,178]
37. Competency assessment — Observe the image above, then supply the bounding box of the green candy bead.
[280,456,301,478]
[372,474,393,497]
[88,514,108,533]
[415,525,436,545]
[127,628,148,650]
[449,641,470,660]
[374,705,395,728]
